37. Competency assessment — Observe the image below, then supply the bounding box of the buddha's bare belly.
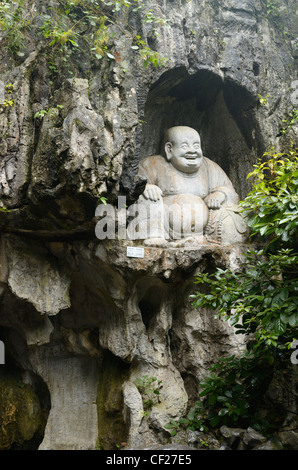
[163,194,209,237]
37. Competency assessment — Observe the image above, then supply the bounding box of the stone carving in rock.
[128,126,247,246]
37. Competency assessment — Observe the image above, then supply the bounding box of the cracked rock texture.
[0,0,297,450]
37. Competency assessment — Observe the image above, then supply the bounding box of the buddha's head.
[163,126,203,174]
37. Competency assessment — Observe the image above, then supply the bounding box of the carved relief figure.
[128,126,247,246]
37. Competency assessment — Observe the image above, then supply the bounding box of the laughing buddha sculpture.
[127,126,247,246]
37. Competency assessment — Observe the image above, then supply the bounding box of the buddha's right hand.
[143,184,163,202]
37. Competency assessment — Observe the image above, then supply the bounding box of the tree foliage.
[167,146,298,435]
[0,0,169,68]
[242,146,298,246]
[193,146,298,350]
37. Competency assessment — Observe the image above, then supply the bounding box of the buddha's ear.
[164,142,172,161]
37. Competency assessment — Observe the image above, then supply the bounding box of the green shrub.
[167,146,298,436]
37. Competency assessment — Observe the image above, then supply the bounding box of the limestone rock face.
[0,0,297,450]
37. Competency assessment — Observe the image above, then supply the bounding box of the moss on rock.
[96,351,129,450]
[0,370,44,450]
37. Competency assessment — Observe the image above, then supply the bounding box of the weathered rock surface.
[0,234,248,449]
[0,0,297,450]
[0,370,44,449]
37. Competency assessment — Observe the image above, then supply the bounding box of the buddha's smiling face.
[164,127,203,174]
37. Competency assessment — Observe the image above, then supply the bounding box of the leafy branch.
[279,110,298,135]
[0,0,36,54]
[168,145,298,435]
[39,0,168,67]
[34,105,64,120]
[134,375,163,412]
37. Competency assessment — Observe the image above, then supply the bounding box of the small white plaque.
[126,246,145,258]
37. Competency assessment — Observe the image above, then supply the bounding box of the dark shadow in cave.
[136,66,264,201]
[0,326,51,450]
[97,349,130,450]
[138,284,165,331]
[136,277,171,335]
